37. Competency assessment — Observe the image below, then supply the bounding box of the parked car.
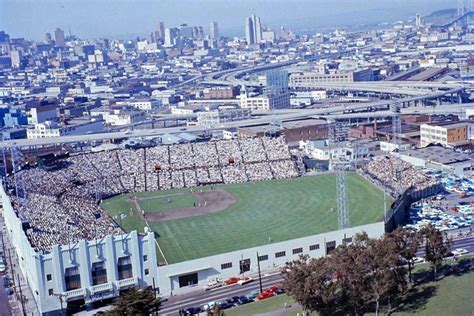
[2,275,9,286]
[224,277,240,285]
[203,280,222,291]
[235,296,251,306]
[180,307,202,315]
[412,257,425,264]
[452,248,469,256]
[246,289,260,300]
[0,263,6,274]
[269,285,285,294]
[218,301,234,310]
[256,290,274,301]
[237,276,253,285]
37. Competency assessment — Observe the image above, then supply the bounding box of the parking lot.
[406,169,474,235]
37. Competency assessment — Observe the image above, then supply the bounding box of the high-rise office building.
[245,14,263,44]
[54,28,65,48]
[0,31,11,55]
[415,13,422,28]
[156,21,165,40]
[45,32,52,44]
[245,17,254,44]
[10,50,21,68]
[210,21,219,41]
[164,28,177,47]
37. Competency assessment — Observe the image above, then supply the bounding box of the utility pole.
[256,252,263,295]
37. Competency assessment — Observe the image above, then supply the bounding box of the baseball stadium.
[98,137,388,265]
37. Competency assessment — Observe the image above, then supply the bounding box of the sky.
[0,0,455,40]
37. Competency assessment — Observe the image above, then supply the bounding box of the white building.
[129,100,162,111]
[196,108,251,127]
[1,184,158,315]
[300,139,369,161]
[27,119,104,139]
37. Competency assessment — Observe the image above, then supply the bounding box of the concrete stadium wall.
[156,222,385,296]
[385,183,443,232]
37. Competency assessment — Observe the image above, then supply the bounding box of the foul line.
[131,199,169,265]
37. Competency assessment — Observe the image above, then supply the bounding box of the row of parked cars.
[180,284,285,315]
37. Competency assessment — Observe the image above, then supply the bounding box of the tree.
[106,286,161,316]
[421,224,452,281]
[387,228,421,284]
[283,233,407,316]
[283,255,345,316]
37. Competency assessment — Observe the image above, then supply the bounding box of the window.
[46,274,52,282]
[48,289,53,296]
[292,248,303,255]
[221,262,232,270]
[143,255,148,262]
[258,254,268,261]
[343,237,353,244]
[326,241,337,254]
[275,251,286,258]
[239,259,251,274]
[64,266,81,291]
[117,256,133,280]
[144,269,149,275]
[91,261,107,286]
[309,244,320,251]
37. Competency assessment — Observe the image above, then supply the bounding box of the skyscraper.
[415,13,422,28]
[164,28,177,47]
[156,22,165,40]
[54,28,65,48]
[210,21,219,41]
[245,17,254,44]
[245,14,263,45]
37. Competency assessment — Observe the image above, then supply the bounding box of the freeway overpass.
[1,89,469,149]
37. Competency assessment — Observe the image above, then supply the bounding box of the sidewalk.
[0,209,39,315]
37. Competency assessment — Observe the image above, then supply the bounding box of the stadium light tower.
[391,102,402,151]
[10,146,27,202]
[328,119,350,230]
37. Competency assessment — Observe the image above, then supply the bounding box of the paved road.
[160,236,474,316]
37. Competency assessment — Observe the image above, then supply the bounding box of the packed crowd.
[362,156,439,194]
[10,137,297,252]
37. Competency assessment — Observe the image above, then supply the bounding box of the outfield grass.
[102,173,388,264]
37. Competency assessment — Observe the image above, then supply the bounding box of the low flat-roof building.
[398,145,474,176]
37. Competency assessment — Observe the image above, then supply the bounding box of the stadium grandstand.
[6,137,297,253]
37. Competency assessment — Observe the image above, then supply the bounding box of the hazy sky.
[0,0,454,40]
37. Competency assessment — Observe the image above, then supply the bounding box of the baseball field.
[101,173,389,264]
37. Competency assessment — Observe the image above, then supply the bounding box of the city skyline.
[1,0,455,40]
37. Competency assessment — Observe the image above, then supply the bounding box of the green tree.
[283,255,345,316]
[284,233,407,316]
[106,286,161,316]
[387,228,421,284]
[421,224,452,281]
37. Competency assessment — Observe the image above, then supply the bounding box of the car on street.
[237,276,253,285]
[224,277,240,285]
[452,248,469,256]
[203,280,222,291]
[0,263,6,273]
[412,257,425,264]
